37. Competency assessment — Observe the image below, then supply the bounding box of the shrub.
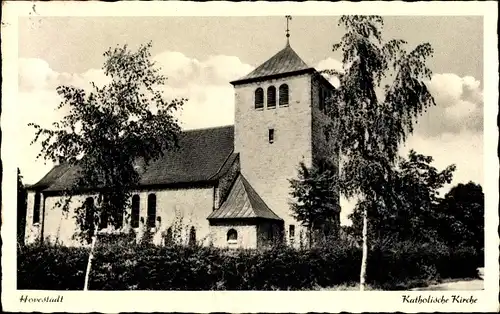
[17,243,89,290]
[17,240,481,290]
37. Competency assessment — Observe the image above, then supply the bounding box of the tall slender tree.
[325,16,436,290]
[29,42,185,289]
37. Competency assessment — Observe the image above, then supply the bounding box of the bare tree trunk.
[359,207,368,291]
[84,232,98,291]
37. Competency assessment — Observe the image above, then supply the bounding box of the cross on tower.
[285,15,292,45]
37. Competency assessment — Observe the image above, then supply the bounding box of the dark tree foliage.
[289,158,340,246]
[437,182,484,254]
[347,150,456,245]
[29,42,185,243]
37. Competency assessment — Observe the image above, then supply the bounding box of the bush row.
[17,240,481,290]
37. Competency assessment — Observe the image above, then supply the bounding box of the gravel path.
[411,279,484,291]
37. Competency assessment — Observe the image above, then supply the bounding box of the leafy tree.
[29,42,185,289]
[17,168,28,246]
[347,150,456,245]
[437,182,484,255]
[325,16,436,290]
[289,158,340,247]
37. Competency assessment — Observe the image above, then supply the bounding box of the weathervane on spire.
[285,15,292,46]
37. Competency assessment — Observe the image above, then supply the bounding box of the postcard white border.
[2,1,499,313]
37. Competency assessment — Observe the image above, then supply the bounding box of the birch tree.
[29,42,185,289]
[325,16,436,290]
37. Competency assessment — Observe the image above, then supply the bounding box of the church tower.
[230,18,339,246]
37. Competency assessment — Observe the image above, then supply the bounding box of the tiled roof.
[29,125,236,191]
[231,44,313,85]
[28,163,73,190]
[207,174,282,221]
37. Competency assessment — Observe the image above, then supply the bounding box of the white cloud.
[401,131,483,189]
[151,51,252,130]
[315,57,343,88]
[316,57,343,73]
[18,58,59,92]
[416,73,483,137]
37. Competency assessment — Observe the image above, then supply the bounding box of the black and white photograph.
[2,1,498,313]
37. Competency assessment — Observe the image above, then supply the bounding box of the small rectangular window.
[268,128,275,143]
[33,193,41,224]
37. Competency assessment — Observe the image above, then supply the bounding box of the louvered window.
[279,84,289,106]
[255,88,264,109]
[267,86,276,108]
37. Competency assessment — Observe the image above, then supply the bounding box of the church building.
[24,34,340,249]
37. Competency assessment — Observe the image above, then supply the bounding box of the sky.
[17,16,484,225]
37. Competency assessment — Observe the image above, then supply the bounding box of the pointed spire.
[285,15,292,46]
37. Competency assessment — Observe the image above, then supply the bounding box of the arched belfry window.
[267,86,276,108]
[279,84,289,106]
[131,195,140,228]
[255,88,264,109]
[147,194,157,228]
[227,229,238,244]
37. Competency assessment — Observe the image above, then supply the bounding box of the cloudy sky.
[17,16,484,225]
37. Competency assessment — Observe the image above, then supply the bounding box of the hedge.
[17,240,481,290]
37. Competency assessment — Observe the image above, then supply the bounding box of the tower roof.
[230,44,314,85]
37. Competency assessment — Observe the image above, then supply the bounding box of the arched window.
[131,195,140,228]
[84,197,95,229]
[254,88,264,109]
[227,229,238,243]
[279,84,289,106]
[267,86,276,108]
[189,226,196,246]
[33,192,41,224]
[147,194,156,228]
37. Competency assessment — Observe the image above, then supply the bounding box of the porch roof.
[207,174,282,221]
